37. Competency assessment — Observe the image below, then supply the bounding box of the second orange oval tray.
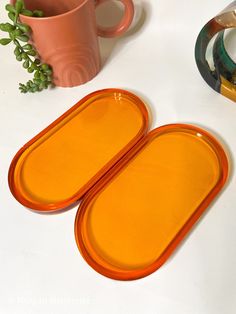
[75,124,228,280]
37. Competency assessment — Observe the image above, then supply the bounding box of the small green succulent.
[0,0,53,93]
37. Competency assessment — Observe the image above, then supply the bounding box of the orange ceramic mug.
[11,0,134,87]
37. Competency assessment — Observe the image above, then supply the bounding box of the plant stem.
[14,39,34,64]
[14,12,18,25]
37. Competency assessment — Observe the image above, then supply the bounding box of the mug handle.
[95,0,134,38]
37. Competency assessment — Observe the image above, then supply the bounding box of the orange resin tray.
[8,89,148,212]
[9,89,229,280]
[75,124,228,280]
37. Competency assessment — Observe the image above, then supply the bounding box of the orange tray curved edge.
[8,89,149,212]
[75,124,229,280]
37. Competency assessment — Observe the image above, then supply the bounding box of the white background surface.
[0,1,236,313]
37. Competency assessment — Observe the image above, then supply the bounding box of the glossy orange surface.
[9,89,148,212]
[75,124,228,280]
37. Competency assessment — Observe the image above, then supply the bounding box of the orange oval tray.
[8,89,149,212]
[75,124,228,280]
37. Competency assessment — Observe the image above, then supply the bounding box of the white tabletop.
[0,1,236,313]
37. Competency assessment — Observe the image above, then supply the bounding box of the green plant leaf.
[22,43,32,50]
[42,81,48,89]
[34,71,40,78]
[21,52,28,59]
[33,78,41,85]
[14,46,21,56]
[32,85,39,92]
[8,12,15,22]
[40,73,47,81]
[0,38,12,45]
[17,23,31,33]
[5,23,16,32]
[34,59,41,65]
[0,23,8,32]
[31,63,38,70]
[9,31,15,40]
[23,60,29,68]
[15,0,24,13]
[27,50,36,56]
[45,69,52,75]
[41,64,49,71]
[21,9,33,17]
[33,10,44,17]
[16,35,29,42]
[16,54,22,61]
[0,23,15,32]
[27,67,34,73]
[5,4,16,13]
[14,29,23,36]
